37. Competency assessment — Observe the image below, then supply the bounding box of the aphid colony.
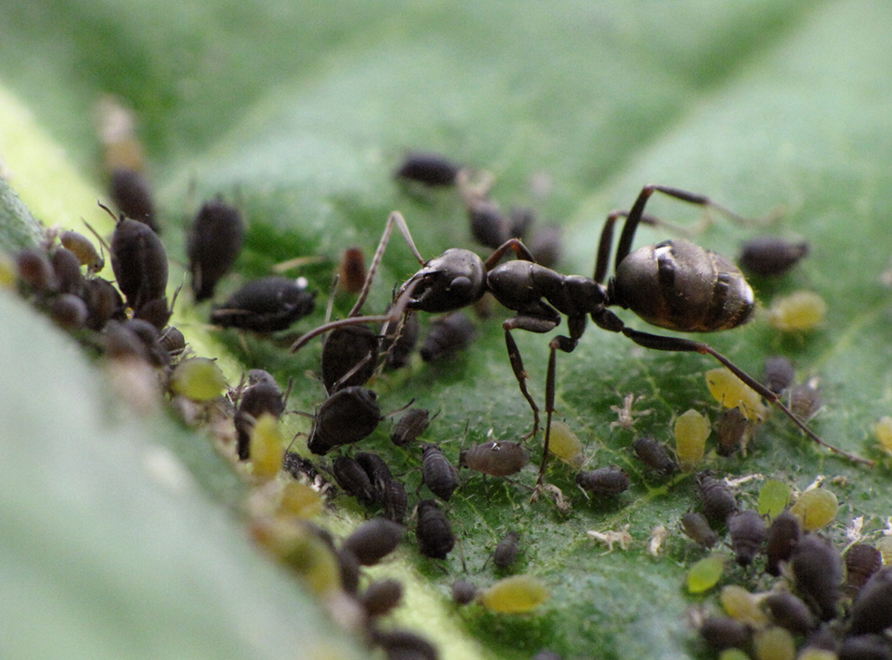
[7,140,885,660]
[681,475,892,660]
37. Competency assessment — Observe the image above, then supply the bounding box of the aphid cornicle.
[187,198,245,302]
[415,499,455,559]
[391,408,431,447]
[306,386,382,455]
[340,518,404,566]
[211,276,316,332]
[576,467,630,496]
[459,441,528,477]
[727,509,766,566]
[420,443,459,502]
[764,509,801,577]
[791,534,842,621]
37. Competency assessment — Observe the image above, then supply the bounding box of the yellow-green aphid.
[796,650,837,660]
[686,554,725,593]
[874,416,892,456]
[758,480,792,519]
[281,529,342,596]
[277,482,324,520]
[169,357,227,401]
[548,420,584,468]
[767,290,827,332]
[720,585,768,627]
[478,575,549,613]
[0,252,16,288]
[753,627,796,660]
[60,229,104,273]
[719,650,750,660]
[250,412,285,480]
[705,367,767,421]
[675,409,710,472]
[790,487,838,531]
[876,536,892,565]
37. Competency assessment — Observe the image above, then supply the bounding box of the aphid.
[586,525,632,552]
[699,617,751,651]
[716,407,751,457]
[698,474,737,525]
[492,530,521,570]
[548,420,584,468]
[837,635,892,660]
[158,325,186,359]
[467,196,511,250]
[791,534,843,620]
[394,151,461,187]
[757,479,791,519]
[681,511,719,548]
[415,499,455,559]
[381,309,419,369]
[721,584,768,627]
[738,236,809,277]
[283,453,319,484]
[337,246,366,294]
[391,408,431,447]
[50,246,84,295]
[459,441,528,477]
[764,510,801,576]
[235,369,286,460]
[122,317,169,367]
[686,554,725,593]
[419,311,475,363]
[452,579,478,605]
[49,293,88,330]
[320,323,379,393]
[60,230,104,273]
[763,356,795,394]
[848,566,892,635]
[109,209,169,315]
[16,248,56,292]
[211,276,316,332]
[727,509,767,566]
[527,225,562,269]
[332,455,377,506]
[675,409,710,472]
[631,436,677,476]
[787,380,822,422]
[306,386,382,455]
[371,628,439,660]
[790,487,838,531]
[768,290,827,332]
[845,543,882,592]
[82,277,126,330]
[336,548,360,595]
[706,367,767,421]
[752,627,796,660]
[382,478,409,525]
[508,207,535,242]
[248,413,285,480]
[421,443,459,502]
[874,416,892,456]
[764,591,816,635]
[109,167,158,232]
[169,357,227,401]
[341,518,405,566]
[359,579,403,618]
[576,467,630,496]
[478,575,549,613]
[354,451,394,497]
[187,198,245,302]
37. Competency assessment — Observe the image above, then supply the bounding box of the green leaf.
[3,2,892,659]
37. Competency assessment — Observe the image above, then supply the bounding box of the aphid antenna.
[383,397,417,419]
[81,217,113,255]
[323,273,339,325]
[271,255,327,273]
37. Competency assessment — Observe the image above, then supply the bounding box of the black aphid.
[699,617,751,651]
[394,152,461,187]
[158,325,186,359]
[838,634,892,660]
[51,246,84,296]
[763,356,795,394]
[337,548,361,595]
[306,386,382,455]
[452,579,477,605]
[421,443,459,502]
[419,311,475,363]
[211,276,316,332]
[849,566,892,636]
[788,381,822,422]
[187,198,245,302]
[109,167,158,232]
[459,441,528,477]
[576,467,630,496]
[355,451,394,501]
[49,294,88,330]
[764,592,816,636]
[235,369,286,460]
[110,213,168,315]
[391,408,432,448]
[360,579,404,618]
[282,452,319,483]
[468,197,511,250]
[320,324,379,393]
[416,499,455,560]
[738,236,809,277]
[697,474,737,525]
[765,509,801,576]
[527,225,563,269]
[631,436,676,476]
[791,534,842,621]
[716,407,749,457]
[16,248,56,293]
[680,511,719,548]
[382,478,409,525]
[727,509,766,566]
[82,277,126,330]
[332,455,377,506]
[371,628,439,660]
[845,543,882,592]
[493,530,521,570]
[341,518,404,566]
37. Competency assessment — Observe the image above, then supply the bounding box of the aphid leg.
[615,322,874,467]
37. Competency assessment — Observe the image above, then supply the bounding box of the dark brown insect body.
[738,236,809,277]
[307,386,382,455]
[391,408,431,447]
[576,467,630,495]
[698,474,737,525]
[187,198,245,302]
[332,455,377,506]
[791,534,842,621]
[452,579,477,605]
[459,441,528,477]
[764,592,816,636]
[848,566,892,636]
[341,518,404,566]
[727,509,766,566]
[681,511,719,548]
[415,499,455,559]
[110,167,158,232]
[717,407,749,457]
[765,509,801,576]
[320,324,379,393]
[493,530,521,570]
[234,369,285,460]
[845,543,882,592]
[421,443,459,501]
[699,617,752,651]
[110,215,168,315]
[419,311,475,363]
[631,436,677,475]
[763,356,796,394]
[359,579,403,618]
[394,152,461,187]
[211,276,316,332]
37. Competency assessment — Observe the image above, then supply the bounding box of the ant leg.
[483,238,536,270]
[350,211,426,316]
[594,211,685,283]
[617,324,874,467]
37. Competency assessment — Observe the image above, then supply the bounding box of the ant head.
[400,248,486,313]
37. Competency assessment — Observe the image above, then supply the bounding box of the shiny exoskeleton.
[211,276,316,332]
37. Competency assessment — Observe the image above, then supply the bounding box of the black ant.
[291,185,873,494]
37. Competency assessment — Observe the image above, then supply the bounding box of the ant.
[291,184,873,495]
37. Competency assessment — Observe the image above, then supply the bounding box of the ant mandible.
[291,184,873,492]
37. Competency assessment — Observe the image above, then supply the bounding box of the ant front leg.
[611,320,874,467]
